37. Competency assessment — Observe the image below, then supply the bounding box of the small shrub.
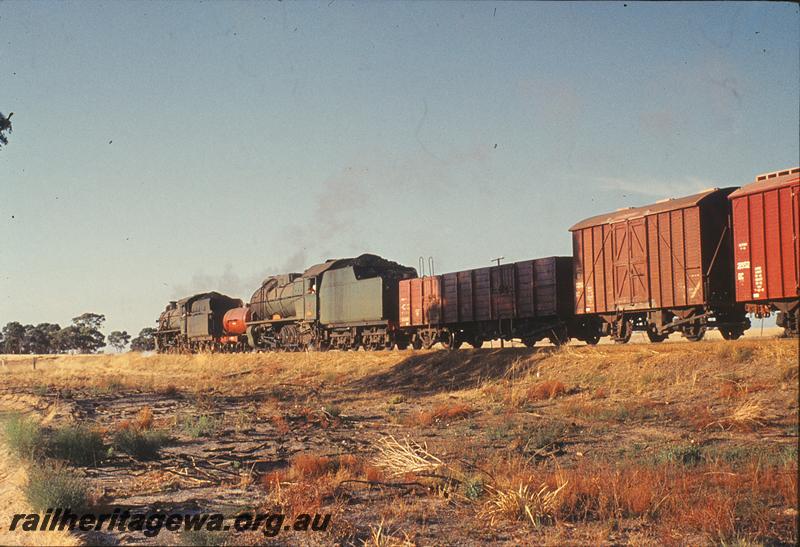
[657,443,703,466]
[113,429,168,460]
[463,477,484,500]
[323,404,342,418]
[4,414,44,459]
[25,461,88,511]
[180,414,221,438]
[525,421,568,452]
[49,426,105,466]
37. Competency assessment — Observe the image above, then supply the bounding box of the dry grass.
[480,481,568,528]
[292,453,334,478]
[406,402,473,427]
[373,436,443,477]
[724,397,778,431]
[526,380,567,401]
[1,338,795,545]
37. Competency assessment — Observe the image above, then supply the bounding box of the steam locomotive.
[154,167,799,352]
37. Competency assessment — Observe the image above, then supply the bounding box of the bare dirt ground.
[0,334,797,546]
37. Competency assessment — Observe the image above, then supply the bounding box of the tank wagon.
[155,292,244,352]
[729,167,800,336]
[397,256,597,348]
[570,188,750,342]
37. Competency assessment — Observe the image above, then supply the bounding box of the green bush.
[180,414,221,438]
[525,421,568,451]
[656,443,704,466]
[4,414,44,459]
[25,461,88,511]
[49,426,105,466]
[462,477,484,500]
[113,428,168,460]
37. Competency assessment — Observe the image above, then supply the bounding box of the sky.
[1,1,798,337]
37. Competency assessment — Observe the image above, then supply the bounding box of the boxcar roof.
[729,167,799,199]
[569,187,736,231]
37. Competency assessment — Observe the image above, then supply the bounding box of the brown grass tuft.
[406,403,473,427]
[291,453,334,478]
[133,406,153,431]
[527,380,567,401]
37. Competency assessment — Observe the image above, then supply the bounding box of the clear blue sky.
[1,1,798,336]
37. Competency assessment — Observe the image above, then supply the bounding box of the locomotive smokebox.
[223,307,251,335]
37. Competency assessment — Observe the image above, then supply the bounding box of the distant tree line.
[0,312,156,354]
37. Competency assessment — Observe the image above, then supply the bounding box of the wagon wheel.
[394,334,409,350]
[646,324,668,343]
[719,326,744,341]
[583,332,600,346]
[522,337,537,348]
[421,332,435,350]
[468,336,483,349]
[682,322,706,342]
[439,331,461,351]
[411,335,423,350]
[613,319,633,344]
[548,325,569,346]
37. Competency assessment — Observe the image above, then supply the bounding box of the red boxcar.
[570,187,749,342]
[729,167,800,336]
[398,257,586,348]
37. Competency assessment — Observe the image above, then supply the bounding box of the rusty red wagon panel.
[729,167,800,304]
[398,257,572,327]
[570,187,737,316]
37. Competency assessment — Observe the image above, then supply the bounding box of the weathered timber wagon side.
[570,188,749,342]
[729,167,800,336]
[398,257,590,348]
